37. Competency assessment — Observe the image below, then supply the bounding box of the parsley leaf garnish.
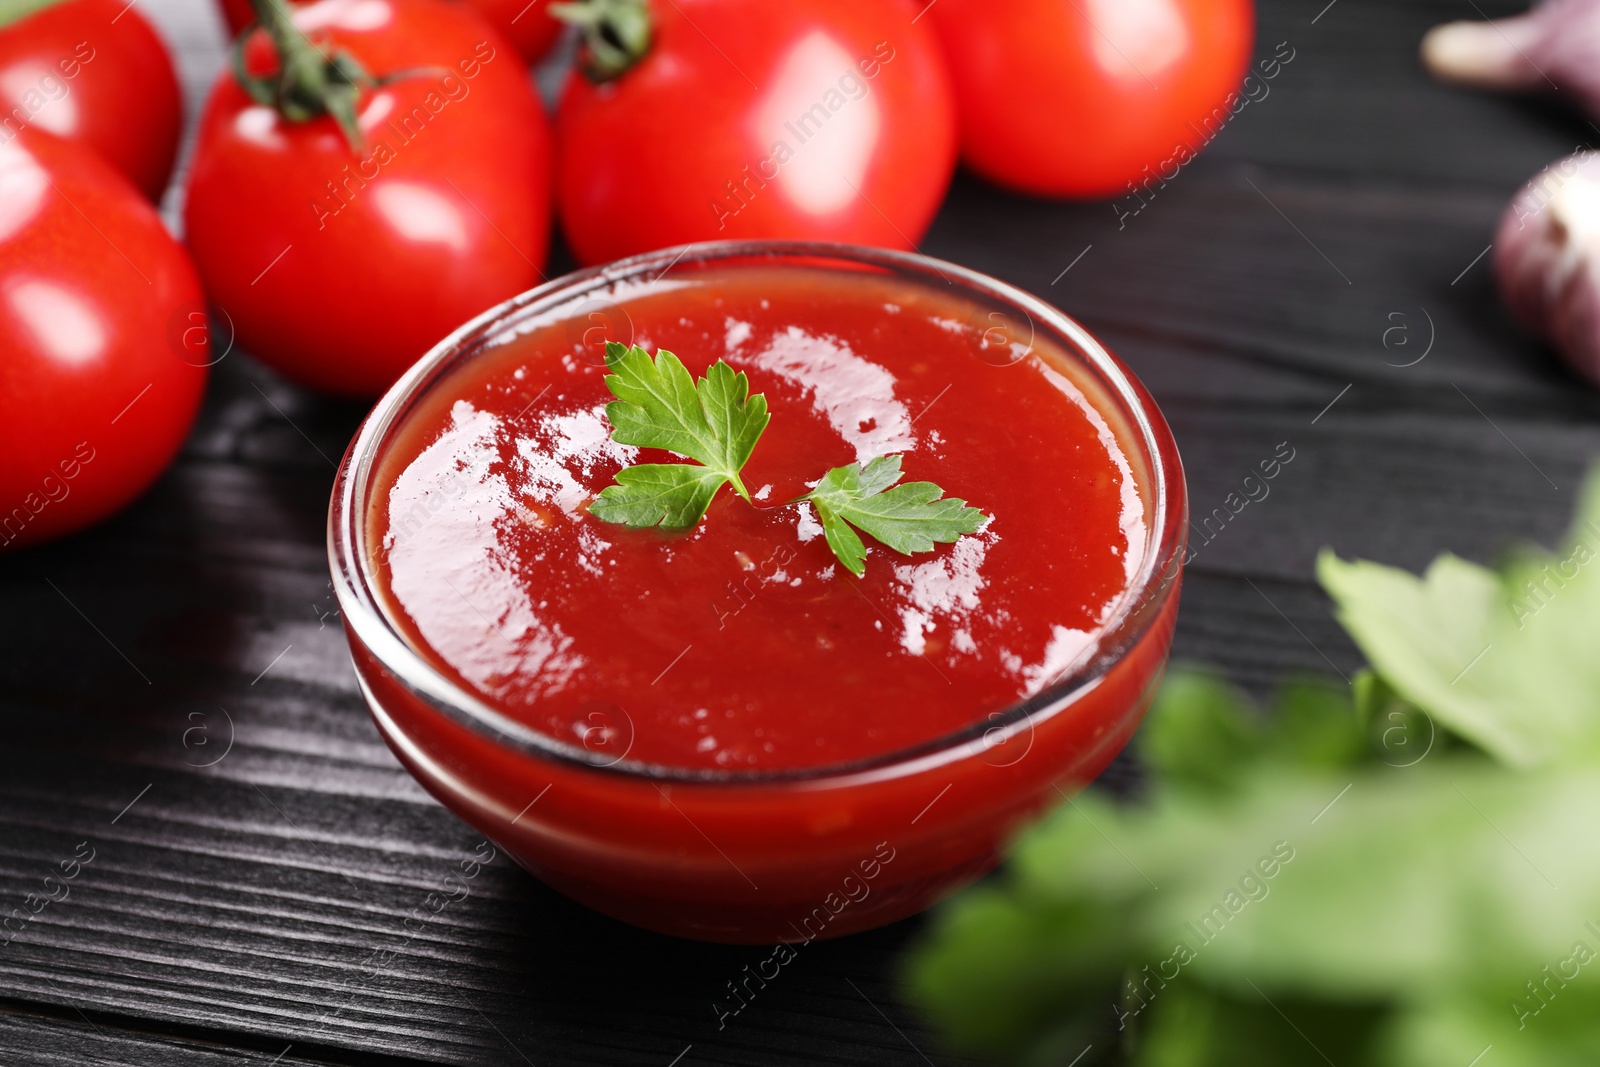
[589,463,740,529]
[801,456,987,577]
[1319,467,1600,768]
[589,342,769,529]
[587,342,986,574]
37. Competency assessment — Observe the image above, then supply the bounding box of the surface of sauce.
[369,264,1148,771]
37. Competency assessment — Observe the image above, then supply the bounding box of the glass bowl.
[328,241,1187,943]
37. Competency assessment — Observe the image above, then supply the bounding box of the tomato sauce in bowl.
[331,242,1186,942]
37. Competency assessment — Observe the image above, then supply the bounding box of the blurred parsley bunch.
[904,469,1600,1067]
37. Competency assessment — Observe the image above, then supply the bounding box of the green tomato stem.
[0,0,68,31]
[548,0,653,82]
[236,0,373,150]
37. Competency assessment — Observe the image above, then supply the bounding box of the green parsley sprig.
[905,465,1600,1067]
[588,342,768,528]
[800,455,987,577]
[586,342,985,576]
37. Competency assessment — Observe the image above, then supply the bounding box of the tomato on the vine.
[552,0,956,266]
[0,0,182,201]
[0,129,209,552]
[184,0,553,396]
[216,0,563,64]
[922,0,1254,199]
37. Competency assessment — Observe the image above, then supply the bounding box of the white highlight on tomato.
[0,141,49,243]
[0,61,78,138]
[8,279,106,368]
[373,181,469,251]
[300,0,393,32]
[1085,0,1190,81]
[757,32,881,217]
[231,106,285,148]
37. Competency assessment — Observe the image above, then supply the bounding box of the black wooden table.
[5,0,1597,1063]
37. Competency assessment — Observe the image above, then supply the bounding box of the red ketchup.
[335,247,1185,942]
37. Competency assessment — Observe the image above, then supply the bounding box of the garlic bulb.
[1494,152,1600,385]
[1423,0,1600,117]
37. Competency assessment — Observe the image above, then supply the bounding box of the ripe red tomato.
[0,129,209,552]
[923,0,1254,199]
[184,0,553,396]
[455,0,562,63]
[216,0,562,64]
[554,0,957,266]
[0,0,182,201]
[217,0,257,35]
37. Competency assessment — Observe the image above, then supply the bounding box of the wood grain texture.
[4,0,1598,1062]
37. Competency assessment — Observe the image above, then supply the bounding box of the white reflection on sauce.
[384,401,586,697]
[749,326,914,463]
[1035,359,1146,592]
[891,533,993,658]
[877,353,1146,691]
[794,501,824,543]
[513,402,636,516]
[756,32,880,216]
[8,280,105,368]
[1019,626,1099,696]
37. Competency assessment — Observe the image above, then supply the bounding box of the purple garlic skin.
[1424,0,1600,119]
[1494,151,1600,385]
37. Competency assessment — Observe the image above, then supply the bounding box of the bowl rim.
[328,240,1187,785]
